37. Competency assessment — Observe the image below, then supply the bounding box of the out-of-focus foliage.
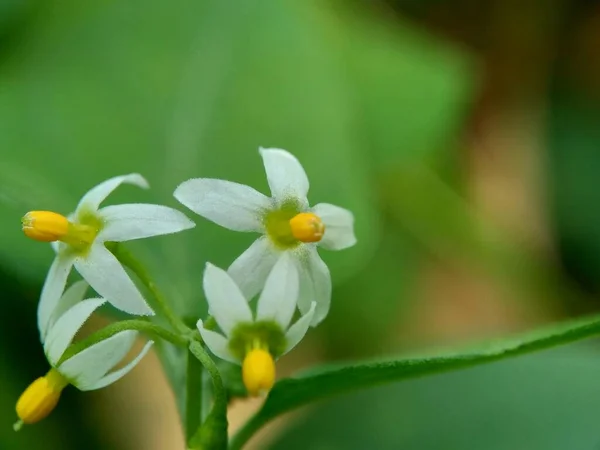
[0,0,470,305]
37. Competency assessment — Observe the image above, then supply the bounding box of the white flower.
[174,148,355,326]
[15,281,153,428]
[42,281,154,391]
[22,173,196,331]
[196,254,315,395]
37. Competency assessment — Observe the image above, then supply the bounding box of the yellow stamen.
[21,211,69,242]
[21,211,97,247]
[289,212,325,243]
[14,369,68,429]
[242,348,276,396]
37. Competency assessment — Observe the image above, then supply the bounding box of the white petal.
[283,301,316,355]
[76,174,149,213]
[174,178,271,232]
[97,203,196,242]
[256,253,299,330]
[38,254,76,340]
[228,237,281,301]
[49,280,89,329]
[74,243,154,316]
[295,246,331,327]
[84,340,154,390]
[203,263,252,336]
[197,319,238,364]
[43,298,106,366]
[259,147,309,206]
[312,203,357,251]
[58,330,138,390]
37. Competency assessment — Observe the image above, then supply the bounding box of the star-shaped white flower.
[14,281,153,429]
[175,148,355,326]
[22,174,195,335]
[197,254,315,395]
[42,281,154,391]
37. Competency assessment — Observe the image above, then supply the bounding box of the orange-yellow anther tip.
[242,349,276,397]
[16,372,66,426]
[21,211,69,242]
[289,213,324,243]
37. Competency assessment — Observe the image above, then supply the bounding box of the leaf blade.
[230,312,600,449]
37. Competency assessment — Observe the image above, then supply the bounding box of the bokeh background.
[3,0,600,448]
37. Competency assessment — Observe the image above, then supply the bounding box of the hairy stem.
[188,340,228,449]
[189,340,227,413]
[59,319,187,364]
[110,244,189,334]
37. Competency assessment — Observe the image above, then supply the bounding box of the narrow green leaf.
[230,312,600,449]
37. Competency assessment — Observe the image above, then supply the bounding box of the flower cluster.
[15,148,356,427]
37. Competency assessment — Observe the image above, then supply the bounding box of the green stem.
[188,340,227,413]
[111,244,189,333]
[59,319,188,363]
[188,340,228,449]
[229,311,600,449]
[186,350,204,442]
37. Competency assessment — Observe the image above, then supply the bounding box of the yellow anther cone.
[15,370,68,429]
[21,211,69,242]
[289,212,324,243]
[242,349,276,397]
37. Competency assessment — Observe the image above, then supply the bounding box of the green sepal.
[228,320,286,360]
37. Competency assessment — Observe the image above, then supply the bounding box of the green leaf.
[229,311,600,449]
[271,347,600,449]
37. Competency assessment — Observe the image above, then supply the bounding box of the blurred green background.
[3,0,600,448]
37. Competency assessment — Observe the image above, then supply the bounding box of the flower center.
[242,347,276,397]
[228,320,287,361]
[14,369,69,430]
[22,209,102,252]
[263,199,324,248]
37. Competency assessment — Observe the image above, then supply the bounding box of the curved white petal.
[256,253,299,330]
[283,301,316,355]
[97,203,196,242]
[295,246,331,327]
[174,178,270,232]
[44,298,106,366]
[50,280,89,328]
[84,340,154,390]
[58,330,138,390]
[74,243,154,316]
[259,148,309,207]
[228,237,281,301]
[312,203,357,251]
[203,263,252,336]
[38,254,76,340]
[76,174,149,213]
[197,319,238,364]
